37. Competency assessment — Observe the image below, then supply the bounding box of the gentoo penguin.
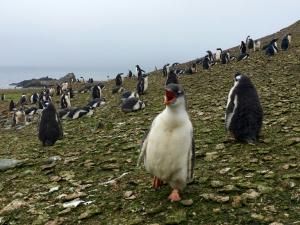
[49,88,55,97]
[19,94,27,106]
[30,93,39,104]
[172,62,180,67]
[138,83,195,201]
[57,108,71,120]
[9,100,16,111]
[237,53,249,61]
[12,109,25,125]
[225,73,263,143]
[128,70,133,78]
[115,73,123,86]
[186,63,197,75]
[25,107,38,116]
[165,70,179,86]
[38,103,63,146]
[61,82,68,91]
[174,68,185,75]
[60,92,71,109]
[68,106,93,119]
[246,36,254,50]
[206,50,214,63]
[221,51,230,64]
[121,97,145,112]
[215,48,222,62]
[265,39,278,56]
[202,56,212,70]
[240,41,247,54]
[92,84,102,99]
[87,98,106,108]
[136,65,145,79]
[136,75,148,95]
[281,34,291,50]
[162,63,170,77]
[253,40,261,51]
[112,86,125,94]
[121,91,139,102]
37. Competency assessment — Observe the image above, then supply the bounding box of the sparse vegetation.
[0,21,299,225]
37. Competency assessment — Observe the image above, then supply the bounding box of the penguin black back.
[165,70,179,86]
[38,103,63,146]
[226,73,263,143]
[92,85,101,99]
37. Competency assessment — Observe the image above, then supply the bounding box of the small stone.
[219,167,231,174]
[215,143,225,150]
[282,164,290,170]
[269,222,284,225]
[212,208,221,213]
[124,191,134,198]
[58,208,71,215]
[180,199,193,206]
[232,196,242,208]
[210,180,224,188]
[63,192,87,201]
[0,159,23,171]
[78,206,101,220]
[251,213,264,221]
[204,152,218,161]
[49,186,60,193]
[241,189,260,202]
[0,199,27,214]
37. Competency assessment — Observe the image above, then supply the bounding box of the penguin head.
[234,72,243,83]
[164,83,184,106]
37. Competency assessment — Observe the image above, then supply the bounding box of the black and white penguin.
[9,100,16,111]
[19,94,27,106]
[136,65,145,79]
[172,62,180,67]
[92,84,102,99]
[115,73,123,86]
[56,84,62,96]
[112,86,125,94]
[38,103,63,146]
[87,98,106,108]
[68,106,93,119]
[128,70,133,78]
[186,63,197,75]
[165,70,179,86]
[138,83,194,201]
[281,33,292,50]
[246,35,254,50]
[121,91,139,102]
[174,68,185,75]
[25,107,38,116]
[121,97,145,112]
[162,63,170,77]
[237,53,249,61]
[30,93,39,104]
[206,50,214,63]
[136,75,148,95]
[57,108,71,120]
[265,39,278,56]
[240,41,247,54]
[60,92,71,109]
[12,109,25,125]
[202,56,212,70]
[253,40,261,51]
[221,51,230,64]
[215,48,222,62]
[225,73,263,143]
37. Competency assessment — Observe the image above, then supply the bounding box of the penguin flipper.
[187,134,195,183]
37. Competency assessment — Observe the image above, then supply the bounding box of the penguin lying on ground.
[87,98,106,108]
[237,53,249,61]
[121,91,139,102]
[68,106,93,119]
[225,73,263,143]
[38,103,63,146]
[138,83,195,201]
[121,97,145,113]
[57,108,71,120]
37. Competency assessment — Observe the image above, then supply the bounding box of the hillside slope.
[0,21,299,224]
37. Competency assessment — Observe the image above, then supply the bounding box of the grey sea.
[0,66,118,89]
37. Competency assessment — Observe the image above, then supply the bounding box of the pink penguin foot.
[152,176,163,189]
[168,189,181,202]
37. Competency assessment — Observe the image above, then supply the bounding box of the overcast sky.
[0,0,299,72]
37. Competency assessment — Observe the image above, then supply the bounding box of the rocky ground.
[0,21,299,225]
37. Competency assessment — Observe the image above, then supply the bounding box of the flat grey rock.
[0,159,23,171]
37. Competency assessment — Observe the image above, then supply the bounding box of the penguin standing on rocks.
[225,73,263,143]
[265,39,278,56]
[281,34,292,50]
[240,41,247,54]
[202,56,212,70]
[221,51,231,64]
[92,84,102,99]
[246,35,254,50]
[38,103,63,146]
[136,75,148,95]
[115,73,123,86]
[138,83,195,201]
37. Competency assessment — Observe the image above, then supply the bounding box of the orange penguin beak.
[164,89,176,105]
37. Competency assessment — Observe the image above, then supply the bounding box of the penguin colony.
[1,31,293,202]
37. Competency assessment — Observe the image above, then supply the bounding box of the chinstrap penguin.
[138,83,195,201]
[121,97,145,112]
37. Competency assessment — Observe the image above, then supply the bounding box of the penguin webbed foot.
[168,189,181,202]
[152,176,164,189]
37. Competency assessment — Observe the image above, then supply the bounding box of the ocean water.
[0,66,116,89]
